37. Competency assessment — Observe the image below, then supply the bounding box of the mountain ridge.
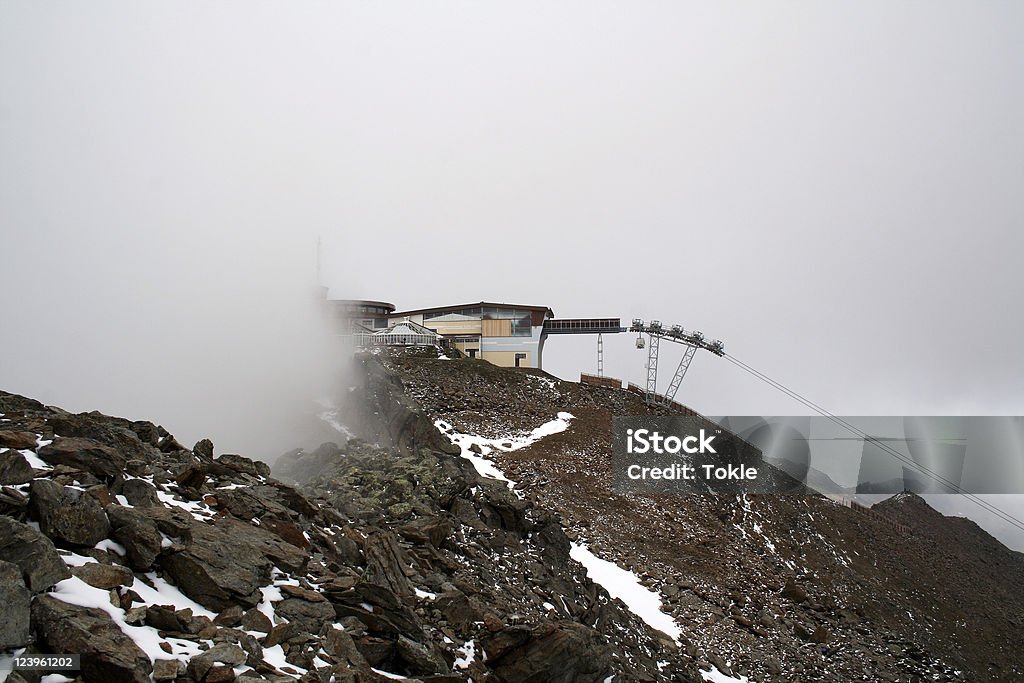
[1,347,1022,682]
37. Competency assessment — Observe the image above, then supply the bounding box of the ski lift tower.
[630,319,725,406]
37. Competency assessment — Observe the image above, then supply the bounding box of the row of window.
[423,307,537,321]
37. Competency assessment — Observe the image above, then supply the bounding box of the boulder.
[396,635,450,675]
[0,430,39,450]
[32,594,153,683]
[213,604,244,626]
[0,450,36,485]
[275,596,337,634]
[0,485,29,517]
[483,622,611,683]
[0,515,70,592]
[29,478,111,546]
[258,516,309,549]
[216,453,265,476]
[45,415,154,464]
[781,578,808,604]
[193,438,215,459]
[36,437,126,480]
[175,463,206,491]
[107,505,163,571]
[145,605,188,632]
[321,624,370,668]
[362,531,413,598]
[120,477,160,507]
[435,589,482,628]
[72,562,135,590]
[160,520,273,611]
[214,516,308,576]
[240,607,273,633]
[397,516,452,548]
[205,665,237,682]
[0,560,30,648]
[153,659,185,681]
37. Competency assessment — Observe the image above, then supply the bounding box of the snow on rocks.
[316,397,356,439]
[569,542,682,642]
[434,412,575,490]
[48,574,203,665]
[701,665,750,682]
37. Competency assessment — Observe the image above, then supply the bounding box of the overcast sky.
[2,3,1023,545]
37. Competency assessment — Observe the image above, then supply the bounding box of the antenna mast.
[316,236,322,287]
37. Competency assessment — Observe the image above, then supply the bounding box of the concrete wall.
[481,350,531,367]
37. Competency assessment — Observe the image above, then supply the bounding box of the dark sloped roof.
[391,301,554,317]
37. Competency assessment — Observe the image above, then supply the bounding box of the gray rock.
[320,624,369,668]
[29,478,110,546]
[275,596,336,634]
[145,605,187,632]
[32,594,152,683]
[215,516,308,575]
[175,463,206,491]
[0,515,70,592]
[120,477,160,507]
[72,562,135,590]
[108,504,163,570]
[36,437,126,480]
[483,622,611,683]
[216,452,264,476]
[0,560,30,648]
[435,589,481,628]
[240,607,273,633]
[160,519,273,611]
[193,438,215,459]
[0,450,36,485]
[213,604,244,626]
[396,634,450,675]
[781,578,808,604]
[153,658,185,681]
[0,430,39,450]
[262,620,303,648]
[362,531,413,598]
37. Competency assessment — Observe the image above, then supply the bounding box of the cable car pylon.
[630,319,725,406]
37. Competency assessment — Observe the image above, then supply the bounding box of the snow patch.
[453,638,477,669]
[701,666,749,683]
[49,575,205,664]
[19,449,51,470]
[95,538,127,556]
[434,413,575,492]
[569,543,681,642]
[133,572,217,618]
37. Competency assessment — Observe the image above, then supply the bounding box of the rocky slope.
[369,347,1024,682]
[0,359,702,683]
[2,346,1023,682]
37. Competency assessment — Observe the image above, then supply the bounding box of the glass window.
[512,316,532,336]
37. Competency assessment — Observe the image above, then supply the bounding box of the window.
[511,316,532,336]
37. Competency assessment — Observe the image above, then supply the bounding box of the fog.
[0,219,343,456]
[2,3,1023,543]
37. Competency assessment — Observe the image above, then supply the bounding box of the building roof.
[329,299,396,312]
[375,320,441,338]
[390,301,554,318]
